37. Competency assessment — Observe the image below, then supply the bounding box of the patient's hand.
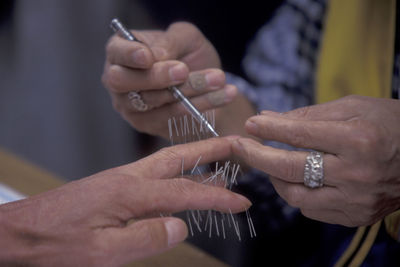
[0,137,250,266]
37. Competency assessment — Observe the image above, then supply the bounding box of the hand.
[232,95,400,227]
[0,137,251,266]
[102,22,238,138]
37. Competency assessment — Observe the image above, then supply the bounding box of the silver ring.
[304,151,324,188]
[128,91,148,112]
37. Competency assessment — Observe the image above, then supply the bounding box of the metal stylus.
[110,18,219,137]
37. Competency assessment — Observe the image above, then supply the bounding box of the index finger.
[121,136,238,180]
[232,137,342,186]
[245,114,355,154]
[262,97,358,121]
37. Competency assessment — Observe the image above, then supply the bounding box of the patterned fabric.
[229,0,328,230]
[228,0,399,111]
[227,0,327,113]
[228,0,400,265]
[230,0,400,231]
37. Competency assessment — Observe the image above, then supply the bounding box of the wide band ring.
[304,151,324,188]
[128,91,148,112]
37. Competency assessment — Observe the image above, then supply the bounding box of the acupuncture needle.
[110,18,219,137]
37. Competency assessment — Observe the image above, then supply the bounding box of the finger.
[104,61,189,93]
[141,69,226,108]
[111,69,226,110]
[232,137,341,185]
[115,84,237,135]
[106,35,155,69]
[261,96,360,121]
[268,177,343,210]
[103,217,187,264]
[127,178,251,217]
[115,83,236,115]
[245,113,355,153]
[121,137,237,179]
[177,84,237,111]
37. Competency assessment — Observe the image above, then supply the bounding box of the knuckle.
[289,125,311,147]
[158,146,181,162]
[291,106,312,119]
[282,153,301,182]
[350,121,383,155]
[168,178,195,200]
[342,94,365,106]
[156,147,183,170]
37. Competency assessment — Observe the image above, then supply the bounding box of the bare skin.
[0,137,251,266]
[102,21,400,228]
[232,96,400,227]
[102,22,256,139]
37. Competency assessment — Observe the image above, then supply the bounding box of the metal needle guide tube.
[110,18,219,137]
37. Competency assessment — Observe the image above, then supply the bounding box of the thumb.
[107,217,188,264]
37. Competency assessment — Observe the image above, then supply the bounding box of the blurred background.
[0,0,160,180]
[0,0,281,180]
[0,1,286,266]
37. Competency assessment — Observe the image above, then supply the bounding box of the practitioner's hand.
[232,95,400,227]
[0,137,250,266]
[102,22,238,139]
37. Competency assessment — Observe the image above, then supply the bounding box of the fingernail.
[224,85,237,101]
[245,120,258,133]
[165,219,186,247]
[132,49,148,66]
[169,63,188,82]
[205,71,224,89]
[234,193,252,209]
